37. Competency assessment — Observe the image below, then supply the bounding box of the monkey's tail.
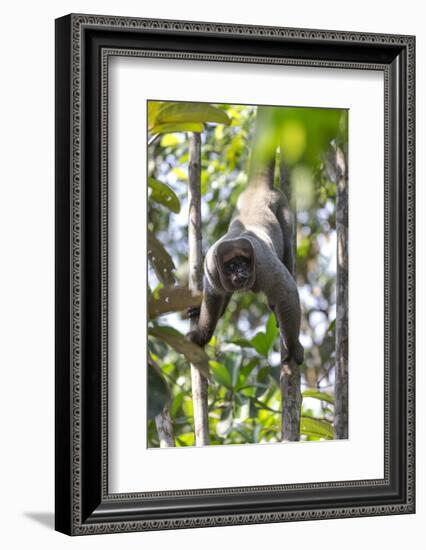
[247,107,277,190]
[247,158,276,190]
[279,152,291,197]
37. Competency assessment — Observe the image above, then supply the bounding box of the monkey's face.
[223,256,253,289]
[215,238,256,292]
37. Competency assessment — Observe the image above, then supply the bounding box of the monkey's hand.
[187,306,201,320]
[186,328,207,348]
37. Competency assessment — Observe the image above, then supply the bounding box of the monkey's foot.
[282,342,304,366]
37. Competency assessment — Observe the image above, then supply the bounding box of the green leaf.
[302,389,335,405]
[300,417,334,440]
[265,313,279,348]
[160,134,181,147]
[176,432,195,447]
[149,326,211,380]
[210,360,233,388]
[147,230,176,286]
[216,407,233,437]
[170,392,184,418]
[147,357,171,420]
[255,366,270,398]
[245,314,279,357]
[150,122,204,135]
[280,119,307,164]
[148,177,181,213]
[250,332,270,357]
[171,167,188,182]
[236,359,258,389]
[147,101,163,129]
[148,286,201,320]
[156,102,231,126]
[229,338,253,348]
[182,396,193,418]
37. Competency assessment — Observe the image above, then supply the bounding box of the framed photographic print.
[55,14,415,535]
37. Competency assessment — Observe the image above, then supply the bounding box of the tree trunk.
[155,406,175,448]
[279,156,302,441]
[333,146,349,439]
[188,132,210,446]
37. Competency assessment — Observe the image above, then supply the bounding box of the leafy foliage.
[146,101,347,446]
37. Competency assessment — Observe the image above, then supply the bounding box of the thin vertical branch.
[188,132,209,446]
[155,406,175,448]
[334,146,349,439]
[279,154,302,441]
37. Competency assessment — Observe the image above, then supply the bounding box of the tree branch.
[333,145,349,439]
[188,132,210,446]
[155,406,175,448]
[279,147,302,442]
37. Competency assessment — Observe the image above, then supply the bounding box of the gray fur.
[187,161,304,365]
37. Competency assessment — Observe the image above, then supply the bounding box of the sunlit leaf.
[156,102,231,126]
[302,389,335,405]
[149,326,211,380]
[176,432,195,446]
[147,230,175,286]
[300,417,334,440]
[182,396,193,418]
[171,167,188,182]
[148,286,201,319]
[160,134,181,147]
[150,122,204,135]
[170,392,184,418]
[265,313,279,348]
[148,177,181,213]
[280,119,307,164]
[210,360,233,388]
[250,333,270,357]
[297,237,310,258]
[230,338,252,348]
[147,101,163,129]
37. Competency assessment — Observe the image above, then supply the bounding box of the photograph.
[53,13,415,535]
[146,100,349,448]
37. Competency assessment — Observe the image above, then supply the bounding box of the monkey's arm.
[187,280,231,347]
[264,260,304,365]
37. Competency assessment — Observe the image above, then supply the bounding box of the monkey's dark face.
[214,238,256,293]
[223,256,253,289]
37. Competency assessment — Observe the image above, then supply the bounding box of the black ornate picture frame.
[55,13,415,535]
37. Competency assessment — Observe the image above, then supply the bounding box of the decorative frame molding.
[55,13,415,535]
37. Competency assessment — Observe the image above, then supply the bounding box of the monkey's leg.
[275,196,295,274]
[187,288,231,347]
[265,263,304,365]
[267,302,280,328]
[188,293,230,322]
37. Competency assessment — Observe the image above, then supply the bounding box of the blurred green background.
[147,101,348,447]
